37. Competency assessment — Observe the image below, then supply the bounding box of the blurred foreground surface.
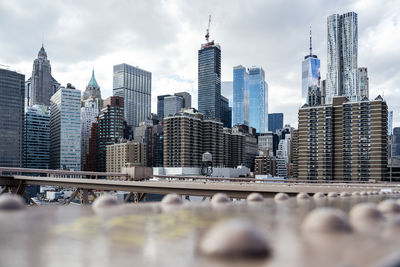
[1,194,400,267]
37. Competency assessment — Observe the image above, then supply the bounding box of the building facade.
[301,29,321,103]
[268,113,284,133]
[254,155,276,176]
[298,96,388,181]
[26,45,60,106]
[174,92,191,108]
[358,67,369,99]
[164,95,184,117]
[24,105,50,169]
[81,99,98,166]
[233,66,268,133]
[248,67,268,133]
[106,141,146,173]
[198,42,221,119]
[392,128,400,159]
[85,96,125,172]
[326,12,359,104]
[157,94,171,120]
[50,84,81,170]
[388,110,393,136]
[233,65,249,126]
[0,68,24,167]
[258,132,278,156]
[220,95,232,128]
[202,119,224,167]
[276,135,291,178]
[82,69,102,112]
[152,124,164,167]
[163,110,203,167]
[113,63,151,127]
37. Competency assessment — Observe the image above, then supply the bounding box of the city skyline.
[1,0,399,128]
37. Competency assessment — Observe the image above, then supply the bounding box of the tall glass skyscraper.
[50,84,81,171]
[302,28,320,104]
[24,105,50,169]
[233,66,268,133]
[248,67,268,133]
[327,12,359,104]
[0,68,25,167]
[113,63,151,127]
[198,41,221,119]
[233,65,249,126]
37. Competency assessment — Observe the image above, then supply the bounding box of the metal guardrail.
[0,167,129,179]
[153,174,399,185]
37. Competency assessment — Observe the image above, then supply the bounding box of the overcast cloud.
[1,0,399,128]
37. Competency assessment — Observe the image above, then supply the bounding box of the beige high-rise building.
[298,96,388,181]
[163,109,203,167]
[163,109,243,168]
[202,120,224,167]
[106,141,146,173]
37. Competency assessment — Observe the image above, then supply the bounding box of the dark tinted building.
[198,42,221,119]
[393,127,400,158]
[85,96,125,172]
[220,95,231,128]
[0,68,25,167]
[157,94,171,120]
[268,113,284,133]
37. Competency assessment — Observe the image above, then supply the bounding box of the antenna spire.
[309,25,312,56]
[205,15,211,43]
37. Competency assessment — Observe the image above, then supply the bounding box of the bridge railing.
[153,175,397,185]
[0,167,129,179]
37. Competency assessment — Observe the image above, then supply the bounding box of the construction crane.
[205,15,211,43]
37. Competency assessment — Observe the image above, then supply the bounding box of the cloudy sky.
[1,0,399,128]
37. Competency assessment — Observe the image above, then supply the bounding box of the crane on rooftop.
[205,15,211,43]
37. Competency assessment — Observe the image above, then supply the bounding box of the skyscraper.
[233,66,268,133]
[174,92,191,108]
[358,67,369,99]
[302,27,321,103]
[326,12,359,103]
[81,99,98,166]
[247,67,268,133]
[26,45,60,106]
[157,94,171,120]
[388,110,393,136]
[0,68,25,167]
[24,105,50,169]
[198,41,221,119]
[220,95,232,128]
[113,63,151,127]
[85,96,125,172]
[233,65,248,126]
[164,95,184,117]
[268,113,284,133]
[50,84,81,171]
[82,69,102,112]
[393,128,400,158]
